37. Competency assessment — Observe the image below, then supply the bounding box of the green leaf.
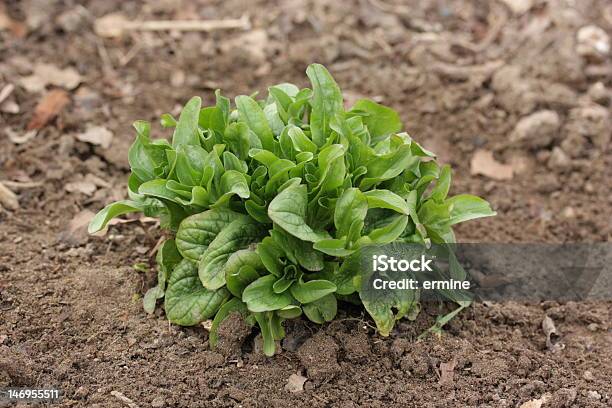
[334,188,368,238]
[268,184,330,243]
[236,95,275,151]
[199,106,225,134]
[172,96,202,147]
[446,194,496,225]
[143,286,164,314]
[351,99,401,143]
[243,275,293,312]
[164,259,230,326]
[313,238,355,257]
[361,144,418,189]
[306,63,343,146]
[269,227,324,271]
[431,165,451,202]
[303,294,337,324]
[364,189,411,215]
[199,218,267,290]
[290,279,337,304]
[224,249,263,297]
[175,209,247,261]
[88,200,143,233]
[356,245,420,336]
[156,239,182,290]
[128,121,168,182]
[254,312,278,356]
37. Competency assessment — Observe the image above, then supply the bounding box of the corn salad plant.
[89,64,495,355]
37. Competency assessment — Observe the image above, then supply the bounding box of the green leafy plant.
[89,64,495,355]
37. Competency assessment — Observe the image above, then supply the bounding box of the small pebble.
[583,370,594,381]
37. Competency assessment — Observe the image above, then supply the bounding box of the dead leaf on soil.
[0,181,19,210]
[58,210,95,246]
[201,320,213,331]
[4,127,37,144]
[470,149,514,180]
[0,4,27,38]
[27,89,70,130]
[519,393,552,408]
[285,373,308,393]
[76,126,114,149]
[19,63,82,93]
[65,180,97,196]
[438,358,457,386]
[542,315,565,353]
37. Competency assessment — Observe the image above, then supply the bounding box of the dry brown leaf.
[0,181,19,210]
[27,89,70,130]
[76,126,114,149]
[58,210,95,246]
[438,358,457,386]
[470,149,514,180]
[65,180,97,196]
[285,373,307,393]
[19,63,82,93]
[542,315,564,352]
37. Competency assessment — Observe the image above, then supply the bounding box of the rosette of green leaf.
[89,63,496,351]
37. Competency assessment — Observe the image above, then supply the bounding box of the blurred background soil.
[0,0,610,407]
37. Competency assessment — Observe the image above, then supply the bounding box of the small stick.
[95,14,250,38]
[110,391,140,408]
[0,84,14,105]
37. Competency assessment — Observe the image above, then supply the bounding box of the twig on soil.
[0,180,43,190]
[110,390,140,408]
[95,14,251,38]
[0,84,14,105]
[430,60,503,81]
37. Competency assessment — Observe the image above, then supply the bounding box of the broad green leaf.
[313,238,355,257]
[334,188,367,237]
[175,145,208,187]
[366,214,409,244]
[156,239,182,290]
[175,209,247,261]
[128,121,168,182]
[351,99,401,143]
[224,122,251,160]
[172,96,202,147]
[430,165,451,202]
[303,294,337,324]
[306,63,343,146]
[199,218,267,290]
[224,249,263,297]
[236,95,275,151]
[268,184,330,242]
[447,194,496,225]
[143,285,164,314]
[270,227,325,271]
[361,144,418,189]
[198,106,225,135]
[290,279,336,304]
[164,259,230,326]
[243,275,293,312]
[277,305,302,319]
[256,237,284,277]
[364,190,410,215]
[88,200,142,233]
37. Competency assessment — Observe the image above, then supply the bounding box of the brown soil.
[1,0,611,407]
